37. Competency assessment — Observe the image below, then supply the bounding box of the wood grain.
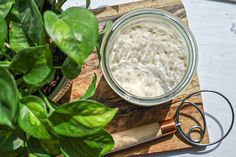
[59,0,209,156]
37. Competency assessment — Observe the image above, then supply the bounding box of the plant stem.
[2,51,12,60]
[86,0,91,8]
[51,0,56,11]
[39,91,55,115]
[54,66,62,70]
[56,0,67,10]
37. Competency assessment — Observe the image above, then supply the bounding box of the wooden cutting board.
[59,0,209,156]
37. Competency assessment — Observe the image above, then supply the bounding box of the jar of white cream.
[100,9,198,106]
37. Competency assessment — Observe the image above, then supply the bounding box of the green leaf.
[0,17,7,50]
[40,139,61,155]
[8,7,30,52]
[61,130,114,157]
[23,65,54,87]
[50,113,101,138]
[50,100,118,137]
[80,73,97,100]
[18,96,51,139]
[0,129,23,152]
[62,57,81,80]
[0,68,18,127]
[0,0,14,18]
[29,154,48,157]
[0,61,11,68]
[23,45,54,87]
[44,7,99,65]
[28,137,54,157]
[27,69,55,91]
[84,130,114,156]
[10,46,45,74]
[9,21,30,52]
[10,46,45,73]
[0,147,27,157]
[16,0,46,45]
[28,137,48,157]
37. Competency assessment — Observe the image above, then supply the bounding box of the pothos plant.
[0,0,118,157]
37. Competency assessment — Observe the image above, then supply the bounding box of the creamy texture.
[108,20,188,97]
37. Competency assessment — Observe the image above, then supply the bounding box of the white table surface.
[64,0,236,156]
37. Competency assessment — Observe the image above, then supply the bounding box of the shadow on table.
[208,0,236,5]
[138,112,224,157]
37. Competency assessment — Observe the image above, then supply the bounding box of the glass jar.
[100,8,198,106]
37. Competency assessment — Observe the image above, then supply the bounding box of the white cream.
[109,20,188,97]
